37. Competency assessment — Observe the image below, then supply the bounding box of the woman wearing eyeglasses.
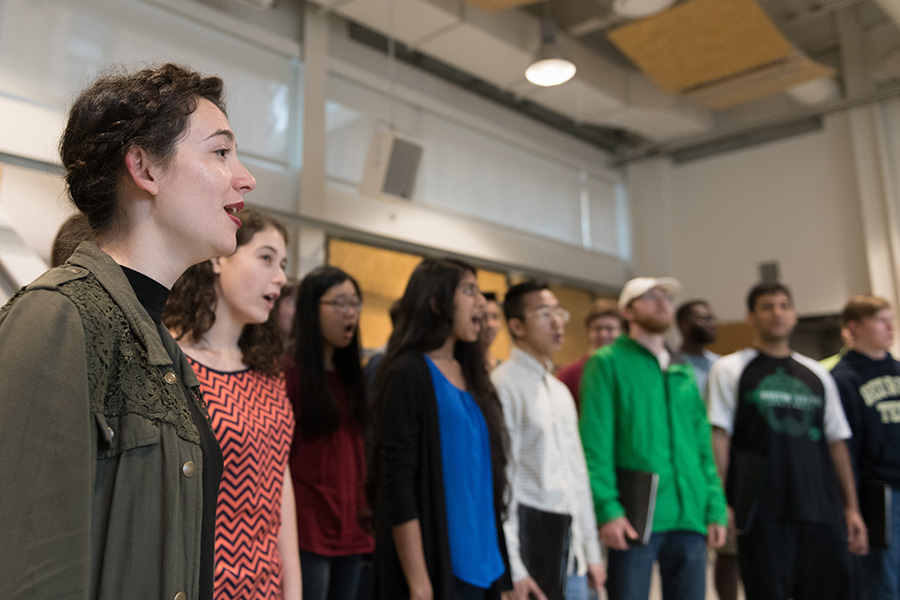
[369,257,512,600]
[286,266,374,600]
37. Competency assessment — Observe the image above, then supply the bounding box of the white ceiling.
[317,0,900,154]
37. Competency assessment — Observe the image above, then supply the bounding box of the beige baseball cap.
[618,277,682,311]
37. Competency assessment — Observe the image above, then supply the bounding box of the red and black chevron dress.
[189,359,296,600]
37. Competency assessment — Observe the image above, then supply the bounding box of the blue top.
[424,354,504,588]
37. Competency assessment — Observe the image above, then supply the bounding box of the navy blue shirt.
[832,350,900,488]
[425,355,504,588]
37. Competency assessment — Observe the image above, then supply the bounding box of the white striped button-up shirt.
[491,347,603,583]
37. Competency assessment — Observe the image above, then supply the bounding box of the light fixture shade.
[526,27,576,88]
[612,0,676,19]
[526,56,577,86]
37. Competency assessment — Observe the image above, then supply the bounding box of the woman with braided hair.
[0,63,256,600]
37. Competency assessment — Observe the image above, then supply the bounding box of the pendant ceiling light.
[612,0,677,19]
[525,19,576,87]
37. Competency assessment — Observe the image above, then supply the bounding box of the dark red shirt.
[555,355,589,413]
[285,364,374,556]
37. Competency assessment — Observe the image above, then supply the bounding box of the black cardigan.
[372,352,512,599]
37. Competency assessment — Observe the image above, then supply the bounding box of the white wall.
[629,112,870,322]
[0,0,631,292]
[309,16,631,287]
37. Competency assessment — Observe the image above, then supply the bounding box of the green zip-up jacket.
[578,335,727,534]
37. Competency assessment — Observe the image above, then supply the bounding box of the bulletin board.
[327,238,512,361]
[549,284,598,368]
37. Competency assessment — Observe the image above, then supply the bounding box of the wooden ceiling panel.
[607,0,794,92]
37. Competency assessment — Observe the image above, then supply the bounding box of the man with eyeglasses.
[580,277,727,600]
[491,280,605,600]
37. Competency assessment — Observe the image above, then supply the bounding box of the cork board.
[607,0,794,93]
[549,284,596,369]
[328,238,422,353]
[327,238,511,361]
[708,321,753,356]
[478,269,512,363]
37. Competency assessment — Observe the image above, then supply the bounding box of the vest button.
[182,461,196,478]
[174,593,186,600]
[164,372,178,385]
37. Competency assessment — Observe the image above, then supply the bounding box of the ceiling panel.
[336,0,461,47]
[607,0,794,92]
[418,21,534,88]
[463,0,543,12]
[683,51,835,108]
[592,105,712,140]
[516,77,624,119]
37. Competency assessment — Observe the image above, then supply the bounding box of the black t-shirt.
[120,265,223,600]
[729,352,844,523]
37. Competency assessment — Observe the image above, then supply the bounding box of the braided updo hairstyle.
[59,63,226,233]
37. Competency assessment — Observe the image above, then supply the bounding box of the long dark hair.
[370,257,509,512]
[163,209,288,378]
[292,266,366,438]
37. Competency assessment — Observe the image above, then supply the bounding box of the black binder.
[518,503,572,600]
[615,468,659,546]
[860,479,892,549]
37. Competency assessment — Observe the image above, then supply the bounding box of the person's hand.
[707,523,727,549]
[587,563,606,590]
[846,508,869,556]
[599,517,638,550]
[511,575,546,600]
[726,505,737,537]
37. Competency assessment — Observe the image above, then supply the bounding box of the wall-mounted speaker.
[360,127,423,201]
[759,261,780,282]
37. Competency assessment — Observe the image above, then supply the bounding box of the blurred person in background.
[275,278,300,352]
[708,282,866,600]
[480,291,504,371]
[556,298,622,412]
[286,266,373,600]
[832,295,900,600]
[580,277,726,600]
[674,300,720,396]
